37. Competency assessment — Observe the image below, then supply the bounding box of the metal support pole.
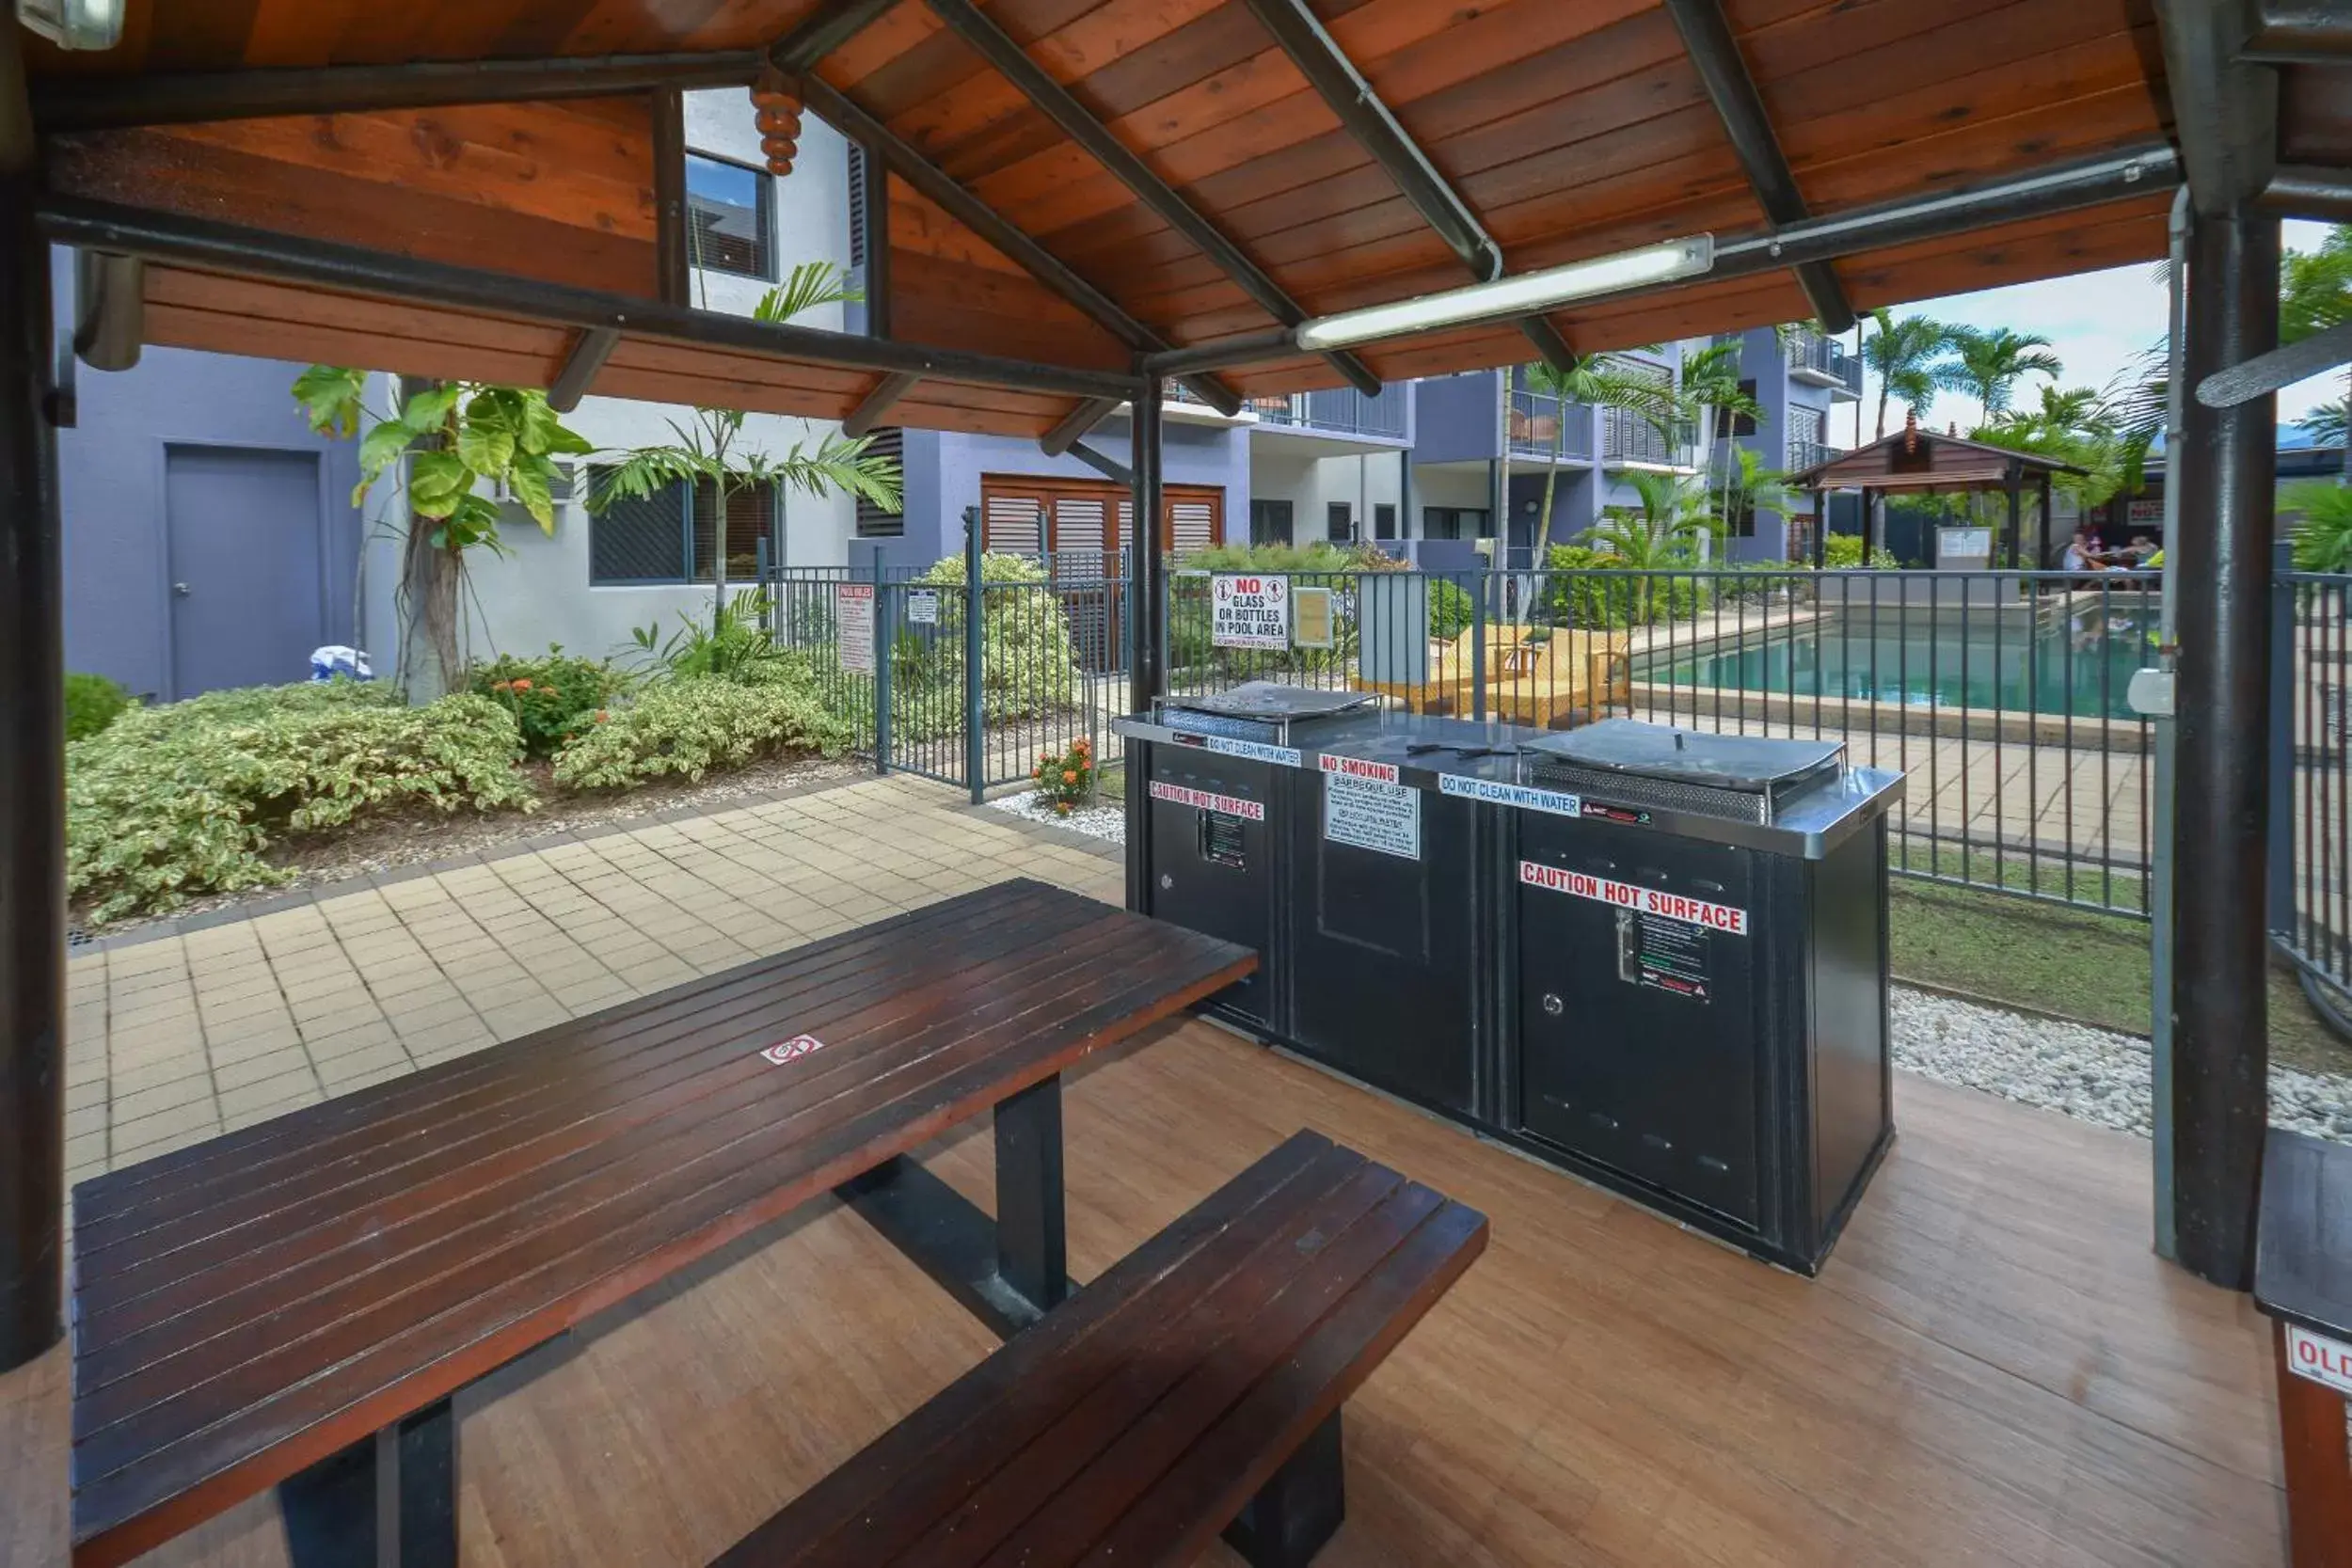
[963,506,985,804]
[0,17,63,1374]
[2004,468,2023,569]
[2270,535,2297,940]
[1398,447,1415,553]
[2169,206,2280,1291]
[1125,380,1164,909]
[875,574,895,779]
[1470,567,1488,722]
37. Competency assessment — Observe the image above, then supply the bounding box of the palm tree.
[1932,325,2064,419]
[1676,339,1762,540]
[2301,398,2349,451]
[1859,309,1949,440]
[1586,471,1716,624]
[589,262,902,623]
[2281,226,2352,478]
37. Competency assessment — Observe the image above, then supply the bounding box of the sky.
[1841,217,2343,447]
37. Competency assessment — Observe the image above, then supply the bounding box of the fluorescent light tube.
[1294,235,1715,352]
[18,0,125,50]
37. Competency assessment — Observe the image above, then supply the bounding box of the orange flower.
[511,678,533,692]
[1073,738,1091,754]
[1055,800,1072,815]
[1061,769,1077,784]
[594,710,609,723]
[492,680,512,693]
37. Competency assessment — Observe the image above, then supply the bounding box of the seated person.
[2060,529,2110,572]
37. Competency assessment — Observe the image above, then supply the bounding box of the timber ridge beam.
[792,72,1242,417]
[35,192,1144,404]
[28,50,769,132]
[921,0,1382,400]
[1140,144,2182,378]
[1659,0,1856,334]
[1234,0,1576,372]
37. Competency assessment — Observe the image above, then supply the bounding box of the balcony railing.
[1244,384,1408,439]
[1601,407,1678,467]
[1784,329,1864,395]
[1786,436,1844,474]
[1507,392,1594,461]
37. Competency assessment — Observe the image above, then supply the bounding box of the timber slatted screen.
[979,477,1223,562]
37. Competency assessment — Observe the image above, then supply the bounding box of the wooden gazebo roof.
[1787,418,2089,492]
[15,0,2339,441]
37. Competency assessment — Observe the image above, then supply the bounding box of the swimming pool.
[1652,615,2153,721]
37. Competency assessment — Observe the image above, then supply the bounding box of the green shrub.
[65,673,131,741]
[1538,546,1709,627]
[629,587,795,684]
[1820,535,1899,570]
[1178,541,1358,574]
[468,647,625,759]
[914,554,1081,721]
[551,666,850,790]
[1426,578,1476,640]
[68,681,532,923]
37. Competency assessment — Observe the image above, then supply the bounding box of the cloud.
[1850,218,2343,438]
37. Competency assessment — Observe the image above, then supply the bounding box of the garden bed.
[72,749,860,940]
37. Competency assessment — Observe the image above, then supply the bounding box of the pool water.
[1655,618,2153,720]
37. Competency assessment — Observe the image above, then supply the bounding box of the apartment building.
[1715,324,1865,562]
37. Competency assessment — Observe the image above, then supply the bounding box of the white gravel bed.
[1894,988,2352,1144]
[986,789,1125,844]
[993,793,2352,1143]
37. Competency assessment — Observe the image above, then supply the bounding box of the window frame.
[587,471,783,587]
[683,148,777,282]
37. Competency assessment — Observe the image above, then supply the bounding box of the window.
[847,143,870,269]
[856,428,905,537]
[685,151,774,279]
[1728,497,1757,538]
[587,468,777,584]
[1327,501,1354,543]
[1422,506,1490,541]
[1374,503,1396,540]
[1249,499,1294,546]
[1714,379,1758,438]
[692,480,777,583]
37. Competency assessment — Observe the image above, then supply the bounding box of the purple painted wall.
[54,248,363,700]
[1410,372,1500,465]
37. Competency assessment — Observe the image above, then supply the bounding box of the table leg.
[278,1398,457,1568]
[2276,1321,2352,1568]
[994,1074,1068,1318]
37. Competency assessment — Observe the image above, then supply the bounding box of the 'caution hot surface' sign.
[1518,861,1749,935]
[1211,574,1290,649]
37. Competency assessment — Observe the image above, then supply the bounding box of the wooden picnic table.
[64,878,1255,1568]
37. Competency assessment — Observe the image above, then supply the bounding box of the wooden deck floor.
[0,1020,2284,1567]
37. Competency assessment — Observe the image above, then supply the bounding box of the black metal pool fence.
[763,557,2352,1006]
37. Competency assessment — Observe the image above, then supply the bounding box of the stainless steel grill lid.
[1521,719,1842,791]
[1161,683,1375,721]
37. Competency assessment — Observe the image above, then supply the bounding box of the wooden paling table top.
[66,879,1256,1568]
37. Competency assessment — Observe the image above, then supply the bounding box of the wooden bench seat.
[714,1130,1489,1568]
[67,879,1255,1568]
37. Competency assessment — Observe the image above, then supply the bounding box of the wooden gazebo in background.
[1785,412,2086,567]
[0,0,2343,1375]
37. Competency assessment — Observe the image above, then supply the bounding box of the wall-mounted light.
[1294,236,1715,353]
[18,0,125,51]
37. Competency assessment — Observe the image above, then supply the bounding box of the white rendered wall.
[1248,447,1406,545]
[358,88,860,674]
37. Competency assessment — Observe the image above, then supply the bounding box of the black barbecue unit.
[1513,721,1894,1271]
[1119,692,1901,1274]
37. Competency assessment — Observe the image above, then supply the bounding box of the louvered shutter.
[1168,499,1216,562]
[983,489,1045,557]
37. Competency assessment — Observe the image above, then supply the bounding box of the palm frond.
[755,261,863,326]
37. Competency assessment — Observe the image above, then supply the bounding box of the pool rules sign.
[1211,574,1290,650]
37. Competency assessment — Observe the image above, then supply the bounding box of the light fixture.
[17,0,124,50]
[1294,235,1715,353]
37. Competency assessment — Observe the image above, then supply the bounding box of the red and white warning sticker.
[1318,753,1400,784]
[760,1034,828,1066]
[1148,780,1266,820]
[1518,861,1749,935]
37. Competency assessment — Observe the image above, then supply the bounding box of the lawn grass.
[1888,876,2351,1077]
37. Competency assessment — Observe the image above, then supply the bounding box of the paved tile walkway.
[62,776,1120,1188]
